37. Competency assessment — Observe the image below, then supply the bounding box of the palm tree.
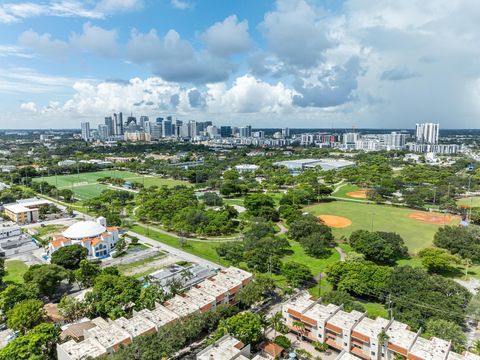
[471,340,480,355]
[259,313,270,339]
[271,312,285,338]
[293,320,306,340]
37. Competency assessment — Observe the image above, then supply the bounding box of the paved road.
[126,230,223,269]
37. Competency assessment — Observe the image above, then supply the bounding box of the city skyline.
[2,1,480,129]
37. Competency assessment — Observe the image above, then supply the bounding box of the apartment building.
[283,292,480,360]
[83,317,132,353]
[57,337,108,360]
[196,335,251,360]
[133,304,179,329]
[56,267,252,360]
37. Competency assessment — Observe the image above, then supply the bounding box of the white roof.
[62,221,106,239]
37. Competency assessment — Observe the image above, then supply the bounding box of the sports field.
[305,200,460,252]
[333,184,368,199]
[34,170,189,200]
[457,196,480,208]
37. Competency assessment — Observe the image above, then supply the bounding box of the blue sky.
[1,0,480,129]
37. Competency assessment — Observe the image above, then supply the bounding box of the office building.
[240,125,252,138]
[3,198,53,224]
[126,115,136,128]
[282,127,290,138]
[139,116,149,129]
[80,122,90,141]
[220,126,232,138]
[188,120,197,138]
[97,124,109,140]
[104,117,114,136]
[162,118,173,137]
[151,123,162,139]
[156,117,164,124]
[143,120,151,134]
[114,112,124,135]
[416,123,439,144]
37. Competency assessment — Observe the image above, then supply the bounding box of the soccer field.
[34,170,189,200]
[304,200,460,252]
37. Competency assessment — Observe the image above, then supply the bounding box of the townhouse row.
[57,267,252,360]
[283,292,480,360]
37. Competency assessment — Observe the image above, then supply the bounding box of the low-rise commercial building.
[3,198,53,224]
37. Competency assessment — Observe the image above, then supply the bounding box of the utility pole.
[387,293,393,320]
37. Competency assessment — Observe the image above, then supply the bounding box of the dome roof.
[62,221,106,239]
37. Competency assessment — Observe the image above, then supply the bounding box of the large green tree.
[7,299,45,334]
[223,312,263,345]
[0,323,59,360]
[282,261,313,288]
[425,319,466,353]
[50,244,88,270]
[418,248,460,274]
[0,283,39,314]
[326,260,392,300]
[23,264,67,298]
[85,273,142,319]
[349,230,408,265]
[434,226,480,261]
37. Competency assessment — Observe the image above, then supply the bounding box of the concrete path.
[335,246,347,261]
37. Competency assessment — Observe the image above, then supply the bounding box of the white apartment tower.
[81,122,91,141]
[415,123,439,144]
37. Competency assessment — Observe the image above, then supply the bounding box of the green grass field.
[4,260,28,284]
[34,170,188,200]
[457,196,480,208]
[333,184,363,199]
[304,200,459,252]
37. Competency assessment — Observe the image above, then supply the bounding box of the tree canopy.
[51,244,88,270]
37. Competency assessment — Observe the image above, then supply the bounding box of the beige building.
[283,292,480,360]
[56,267,253,360]
[3,198,52,224]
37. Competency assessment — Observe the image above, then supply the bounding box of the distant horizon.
[2,127,480,132]
[2,1,480,129]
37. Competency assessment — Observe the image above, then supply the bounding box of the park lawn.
[4,260,28,284]
[276,240,341,290]
[397,257,424,268]
[132,176,189,188]
[129,225,228,266]
[457,196,480,208]
[333,184,362,199]
[283,241,340,276]
[362,302,388,318]
[224,198,245,206]
[304,200,459,252]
